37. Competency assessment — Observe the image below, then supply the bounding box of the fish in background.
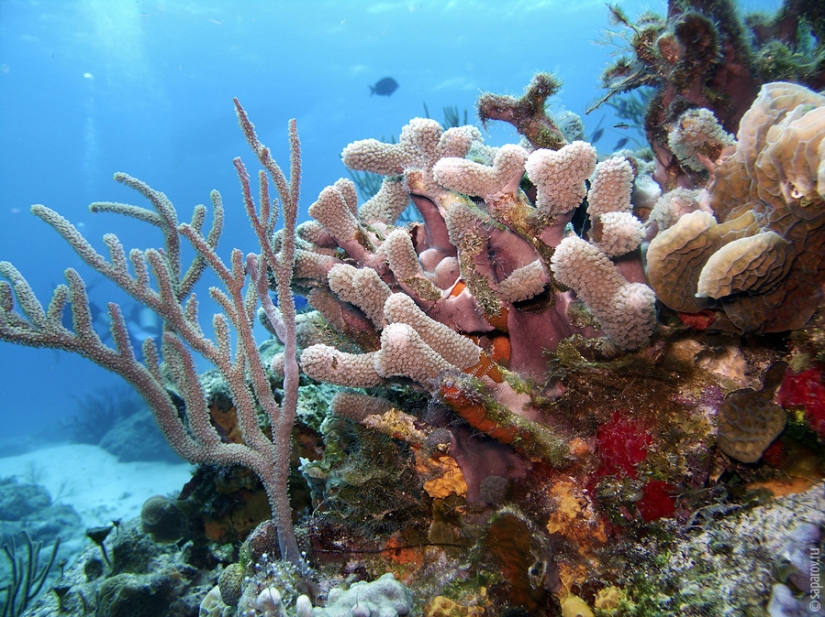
[588,115,605,143]
[370,77,399,97]
[273,291,309,313]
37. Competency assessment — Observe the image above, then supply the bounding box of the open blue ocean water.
[0,0,781,443]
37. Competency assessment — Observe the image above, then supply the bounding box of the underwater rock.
[140,495,187,544]
[98,408,184,463]
[0,476,82,575]
[97,572,187,617]
[19,518,207,617]
[628,481,825,615]
[0,476,54,525]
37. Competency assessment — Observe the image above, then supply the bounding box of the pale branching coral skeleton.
[0,100,303,566]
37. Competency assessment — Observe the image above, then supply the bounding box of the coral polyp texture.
[290,113,658,465]
[300,120,654,380]
[647,81,825,333]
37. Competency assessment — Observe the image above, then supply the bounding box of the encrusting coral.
[717,362,788,463]
[647,81,825,334]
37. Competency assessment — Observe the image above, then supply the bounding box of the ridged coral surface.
[647,82,825,333]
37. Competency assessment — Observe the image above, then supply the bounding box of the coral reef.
[5,3,825,610]
[647,82,825,334]
[591,0,825,190]
[18,518,210,617]
[291,107,657,474]
[0,477,82,547]
[623,482,825,616]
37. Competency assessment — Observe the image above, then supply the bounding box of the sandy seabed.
[0,443,193,528]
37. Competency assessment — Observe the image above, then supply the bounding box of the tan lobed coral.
[647,82,825,333]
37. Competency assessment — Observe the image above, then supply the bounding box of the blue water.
[0,0,781,442]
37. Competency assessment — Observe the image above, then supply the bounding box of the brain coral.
[647,82,825,333]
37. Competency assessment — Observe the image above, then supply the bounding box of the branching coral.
[302,121,654,367]
[0,101,304,566]
[291,90,656,464]
[647,82,825,334]
[476,72,568,151]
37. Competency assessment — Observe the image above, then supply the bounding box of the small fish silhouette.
[588,116,605,143]
[613,137,629,150]
[370,77,399,97]
[614,122,631,129]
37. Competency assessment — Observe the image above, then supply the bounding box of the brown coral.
[717,362,788,463]
[647,82,825,333]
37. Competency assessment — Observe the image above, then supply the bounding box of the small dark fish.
[370,77,399,97]
[613,137,629,150]
[588,115,605,143]
[614,122,631,129]
[295,295,309,312]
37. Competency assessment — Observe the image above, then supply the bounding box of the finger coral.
[295,109,653,465]
[551,238,655,350]
[647,82,825,333]
[301,117,654,381]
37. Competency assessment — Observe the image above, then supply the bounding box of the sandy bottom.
[0,443,194,528]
